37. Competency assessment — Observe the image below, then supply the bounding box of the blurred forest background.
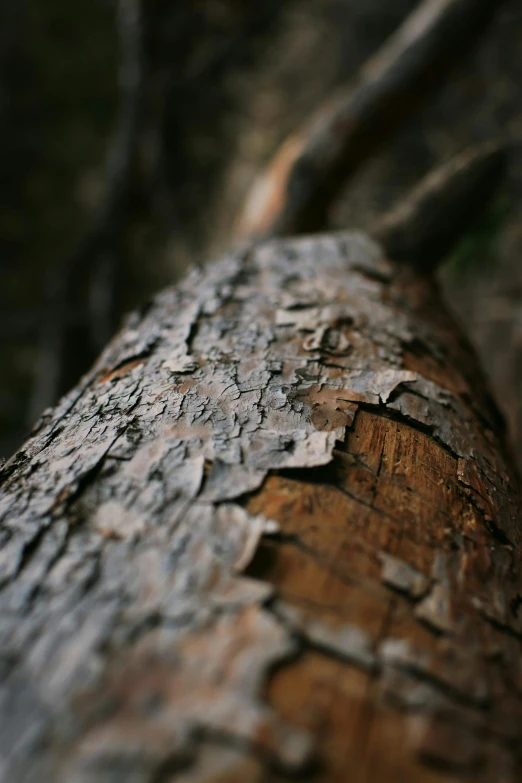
[1,0,522,463]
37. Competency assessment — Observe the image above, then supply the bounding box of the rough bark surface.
[0,234,521,782]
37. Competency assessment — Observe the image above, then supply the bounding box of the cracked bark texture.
[1,233,521,782]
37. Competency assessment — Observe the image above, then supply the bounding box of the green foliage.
[445,191,511,279]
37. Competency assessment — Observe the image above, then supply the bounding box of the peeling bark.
[0,233,521,782]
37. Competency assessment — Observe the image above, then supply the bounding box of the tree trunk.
[1,232,521,782]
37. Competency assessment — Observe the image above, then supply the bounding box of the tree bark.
[1,233,521,782]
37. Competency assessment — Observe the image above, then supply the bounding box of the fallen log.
[1,186,522,781]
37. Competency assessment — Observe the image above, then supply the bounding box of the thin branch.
[372,140,507,271]
[234,0,508,240]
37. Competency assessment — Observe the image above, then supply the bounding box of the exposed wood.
[234,0,508,240]
[1,233,521,781]
[374,141,506,270]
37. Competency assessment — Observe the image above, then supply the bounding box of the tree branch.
[234,0,508,240]
[373,140,507,271]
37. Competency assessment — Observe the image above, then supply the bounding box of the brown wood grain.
[248,408,519,781]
